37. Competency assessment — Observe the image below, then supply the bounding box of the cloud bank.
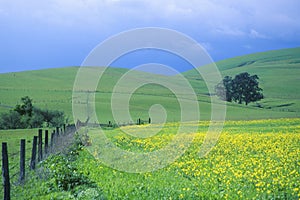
[0,0,299,72]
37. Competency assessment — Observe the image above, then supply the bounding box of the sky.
[0,0,300,73]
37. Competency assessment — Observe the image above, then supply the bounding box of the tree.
[215,72,263,105]
[0,111,24,129]
[232,72,263,105]
[14,96,33,117]
[30,108,45,128]
[29,108,65,128]
[215,76,233,102]
[38,108,65,127]
[0,96,65,129]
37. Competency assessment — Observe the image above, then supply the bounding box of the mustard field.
[2,118,299,199]
[79,118,300,199]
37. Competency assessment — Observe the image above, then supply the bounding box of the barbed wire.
[1,125,77,199]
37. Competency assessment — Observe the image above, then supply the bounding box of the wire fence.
[1,118,151,199]
[1,124,76,200]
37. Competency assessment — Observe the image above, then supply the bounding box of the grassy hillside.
[0,67,78,119]
[0,47,299,123]
[184,47,300,119]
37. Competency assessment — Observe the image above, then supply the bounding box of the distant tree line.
[0,96,65,129]
[215,72,264,105]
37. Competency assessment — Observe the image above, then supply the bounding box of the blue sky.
[0,0,300,73]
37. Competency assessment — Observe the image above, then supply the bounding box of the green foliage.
[78,119,299,199]
[215,75,233,102]
[76,129,92,146]
[0,127,105,199]
[14,96,33,117]
[36,140,105,199]
[41,155,93,191]
[0,96,65,129]
[232,72,263,105]
[74,187,105,199]
[1,119,299,199]
[30,108,45,128]
[33,107,65,127]
[216,72,263,105]
[0,110,23,129]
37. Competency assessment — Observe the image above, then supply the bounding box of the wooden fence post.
[38,129,43,162]
[19,139,25,183]
[45,130,49,155]
[56,127,60,136]
[2,142,11,200]
[55,128,59,147]
[50,130,55,150]
[63,124,66,133]
[30,136,38,170]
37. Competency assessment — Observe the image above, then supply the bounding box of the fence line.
[76,117,152,128]
[2,118,149,199]
[1,124,76,200]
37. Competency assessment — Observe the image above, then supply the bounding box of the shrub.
[0,96,65,129]
[44,155,91,191]
[0,111,24,129]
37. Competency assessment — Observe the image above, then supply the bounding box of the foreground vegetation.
[1,118,299,199]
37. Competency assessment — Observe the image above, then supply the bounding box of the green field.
[0,128,51,200]
[0,129,40,178]
[0,47,300,123]
[1,47,300,199]
[83,119,300,199]
[184,47,300,118]
[1,118,299,199]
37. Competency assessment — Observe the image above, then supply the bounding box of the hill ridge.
[0,47,299,121]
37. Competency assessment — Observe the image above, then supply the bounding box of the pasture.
[0,47,300,199]
[80,118,300,199]
[0,47,300,123]
[1,118,299,199]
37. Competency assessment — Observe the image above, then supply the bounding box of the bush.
[42,155,92,191]
[39,149,105,199]
[30,109,45,128]
[0,111,24,129]
[33,107,65,128]
[0,96,65,129]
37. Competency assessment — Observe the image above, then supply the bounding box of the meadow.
[0,129,42,181]
[0,47,300,199]
[81,118,300,199]
[0,47,300,123]
[1,118,299,199]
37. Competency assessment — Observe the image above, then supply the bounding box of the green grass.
[0,128,47,196]
[0,127,78,199]
[1,47,299,199]
[2,118,299,199]
[184,47,300,115]
[68,118,300,199]
[0,128,42,163]
[1,47,300,123]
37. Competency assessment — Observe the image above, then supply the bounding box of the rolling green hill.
[0,47,299,123]
[184,47,300,119]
